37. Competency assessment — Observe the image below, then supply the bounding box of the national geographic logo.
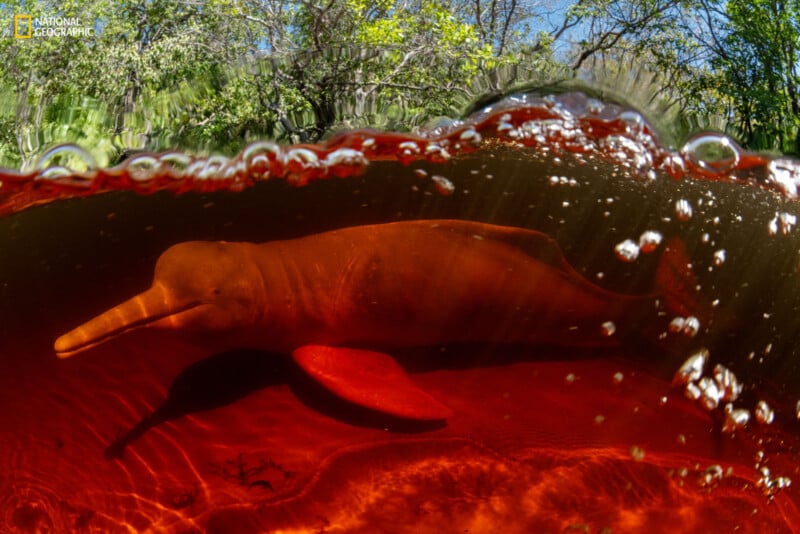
[13,15,94,38]
[14,14,32,38]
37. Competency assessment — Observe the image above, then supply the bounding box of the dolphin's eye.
[213,288,222,296]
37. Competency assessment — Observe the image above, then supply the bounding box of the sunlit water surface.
[1,93,800,532]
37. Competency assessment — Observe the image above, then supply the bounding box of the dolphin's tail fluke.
[54,284,187,358]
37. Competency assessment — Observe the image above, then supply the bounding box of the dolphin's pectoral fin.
[291,345,452,421]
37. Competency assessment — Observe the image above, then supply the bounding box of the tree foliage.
[0,0,796,169]
[704,0,800,153]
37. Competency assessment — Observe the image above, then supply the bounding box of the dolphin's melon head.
[55,241,265,356]
[151,241,266,331]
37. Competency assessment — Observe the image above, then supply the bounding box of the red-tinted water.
[1,93,800,532]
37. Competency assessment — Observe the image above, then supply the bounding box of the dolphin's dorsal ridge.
[292,345,452,421]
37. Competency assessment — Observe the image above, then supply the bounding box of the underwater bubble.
[685,382,702,401]
[629,445,645,462]
[424,143,451,163]
[778,213,796,234]
[767,158,800,199]
[221,159,246,182]
[124,155,161,182]
[33,143,97,173]
[242,141,282,178]
[196,155,229,180]
[458,128,482,146]
[713,249,726,267]
[713,364,742,402]
[768,212,796,236]
[760,466,771,479]
[323,149,368,177]
[700,465,725,488]
[758,468,792,498]
[34,166,75,181]
[722,404,750,434]
[675,199,693,221]
[638,230,662,253]
[681,133,740,176]
[549,175,575,186]
[495,115,515,137]
[599,135,651,174]
[601,321,616,336]
[669,317,686,333]
[682,316,700,337]
[754,400,775,425]
[430,175,455,196]
[285,148,320,175]
[586,98,604,114]
[614,239,639,262]
[157,152,192,177]
[673,348,708,386]
[662,153,685,179]
[397,141,421,165]
[617,110,645,136]
[770,477,792,494]
[697,377,721,411]
[612,371,624,384]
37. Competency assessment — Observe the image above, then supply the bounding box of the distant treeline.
[1,0,797,169]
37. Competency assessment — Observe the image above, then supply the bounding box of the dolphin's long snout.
[54,285,189,357]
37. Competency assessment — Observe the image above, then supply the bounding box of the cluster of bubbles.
[2,91,800,217]
[674,198,693,221]
[768,211,797,235]
[668,316,702,338]
[613,229,663,263]
[672,349,743,415]
[671,348,791,496]
[756,461,793,498]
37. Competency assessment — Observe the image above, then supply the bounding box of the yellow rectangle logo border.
[14,14,33,39]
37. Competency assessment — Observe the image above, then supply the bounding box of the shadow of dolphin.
[105,349,283,460]
[105,349,443,460]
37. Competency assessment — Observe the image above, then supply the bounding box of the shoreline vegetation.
[1,0,798,169]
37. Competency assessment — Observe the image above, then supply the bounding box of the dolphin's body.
[56,220,666,420]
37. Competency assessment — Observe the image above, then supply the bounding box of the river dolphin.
[55,220,689,420]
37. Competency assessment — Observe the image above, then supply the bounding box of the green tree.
[709,0,800,153]
[0,0,250,167]
[241,0,520,141]
[7,0,791,170]
[0,0,106,168]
